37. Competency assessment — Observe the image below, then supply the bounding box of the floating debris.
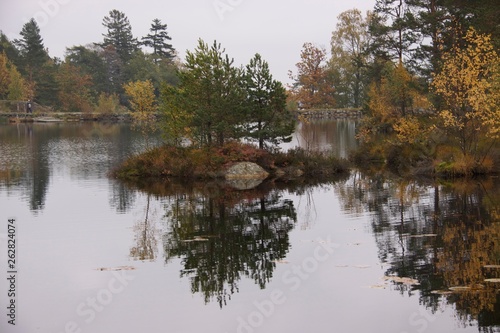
[96,266,136,271]
[335,265,349,268]
[368,284,387,289]
[383,276,420,285]
[485,278,500,283]
[431,290,453,295]
[406,234,438,238]
[274,259,290,264]
[448,286,471,291]
[353,265,371,269]
[181,236,210,242]
[483,265,500,269]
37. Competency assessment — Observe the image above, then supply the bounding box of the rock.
[225,162,269,180]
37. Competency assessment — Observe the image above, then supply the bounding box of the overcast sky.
[0,0,375,84]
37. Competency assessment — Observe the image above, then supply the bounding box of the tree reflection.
[130,194,160,261]
[160,184,296,307]
[335,174,500,329]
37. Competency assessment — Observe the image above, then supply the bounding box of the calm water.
[0,121,499,333]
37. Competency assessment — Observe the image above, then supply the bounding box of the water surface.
[0,121,498,333]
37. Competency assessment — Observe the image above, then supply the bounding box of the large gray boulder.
[225,162,269,180]
[225,162,269,190]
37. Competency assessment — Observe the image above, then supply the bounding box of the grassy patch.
[111,141,350,181]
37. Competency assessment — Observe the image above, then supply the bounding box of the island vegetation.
[0,1,499,179]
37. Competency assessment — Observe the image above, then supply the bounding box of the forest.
[1,0,499,176]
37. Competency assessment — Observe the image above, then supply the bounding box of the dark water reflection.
[1,121,499,332]
[336,173,500,330]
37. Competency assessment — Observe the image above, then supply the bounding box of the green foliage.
[101,9,138,62]
[329,9,371,108]
[177,39,246,147]
[244,53,295,149]
[141,19,175,61]
[15,18,49,73]
[160,84,192,146]
[123,80,158,149]
[94,92,120,114]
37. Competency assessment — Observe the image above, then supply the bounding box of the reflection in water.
[163,186,296,307]
[130,181,298,308]
[0,123,157,213]
[292,119,358,158]
[336,174,500,330]
[3,120,500,331]
[130,194,160,261]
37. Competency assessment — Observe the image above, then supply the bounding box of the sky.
[0,0,375,84]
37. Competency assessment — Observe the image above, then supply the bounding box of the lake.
[0,120,499,333]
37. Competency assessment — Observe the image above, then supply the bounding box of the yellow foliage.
[432,27,500,140]
[393,116,433,144]
[123,80,158,148]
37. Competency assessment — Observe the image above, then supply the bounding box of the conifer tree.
[101,10,138,62]
[141,19,175,62]
[15,18,48,80]
[244,53,294,149]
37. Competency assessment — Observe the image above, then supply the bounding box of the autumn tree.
[160,84,192,147]
[123,79,158,149]
[244,53,295,149]
[0,52,29,101]
[56,62,94,113]
[329,9,372,108]
[289,43,335,109]
[65,45,108,98]
[432,27,500,174]
[0,52,9,98]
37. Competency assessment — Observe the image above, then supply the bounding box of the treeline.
[0,9,178,112]
[288,0,500,110]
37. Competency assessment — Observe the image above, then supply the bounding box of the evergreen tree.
[0,32,20,68]
[369,0,419,65]
[170,39,245,147]
[101,10,138,62]
[15,18,57,105]
[141,19,175,62]
[244,53,295,149]
[15,18,49,80]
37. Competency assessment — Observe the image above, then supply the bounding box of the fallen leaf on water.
[181,236,209,242]
[406,234,438,238]
[431,290,453,295]
[383,276,420,285]
[96,266,136,271]
[448,286,471,291]
[485,278,500,283]
[368,284,386,289]
[274,259,290,264]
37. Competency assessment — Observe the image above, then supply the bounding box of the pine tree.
[101,10,138,62]
[244,53,294,149]
[15,18,48,80]
[141,19,175,62]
